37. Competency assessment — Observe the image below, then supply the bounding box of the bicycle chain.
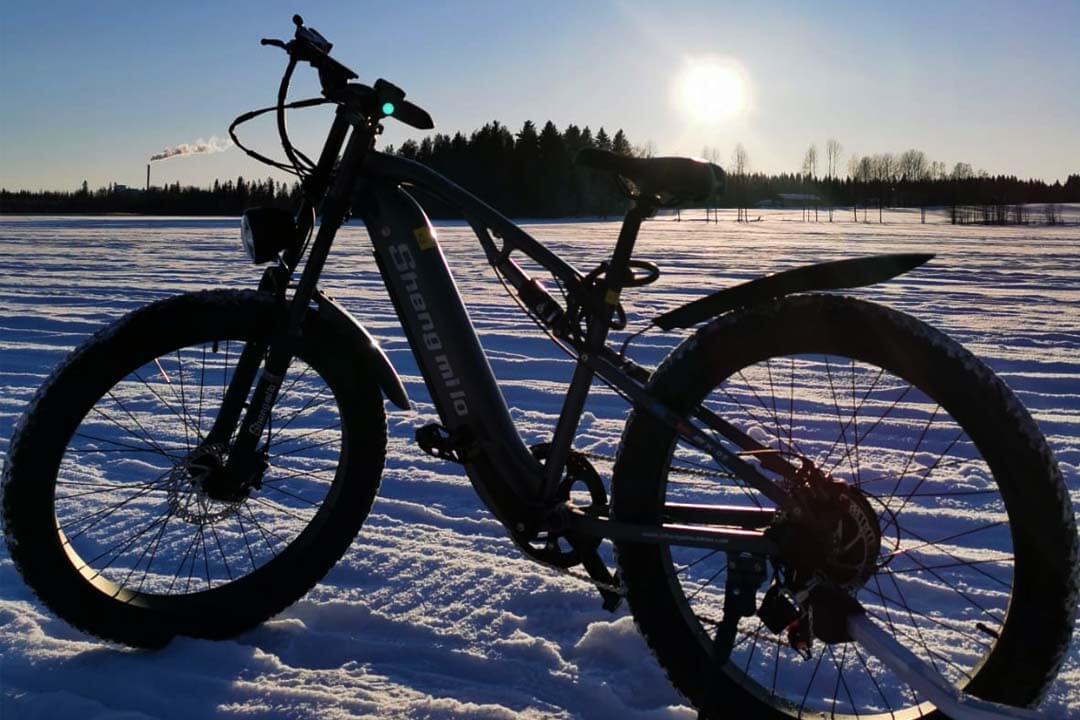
[528,449,738,598]
[578,449,737,480]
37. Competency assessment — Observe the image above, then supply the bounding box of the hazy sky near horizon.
[1,0,1077,192]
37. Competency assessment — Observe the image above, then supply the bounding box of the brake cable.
[229,97,334,175]
[228,53,337,177]
[275,57,317,175]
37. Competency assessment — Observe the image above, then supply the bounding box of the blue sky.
[1,0,1077,191]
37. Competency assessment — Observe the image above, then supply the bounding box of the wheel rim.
[53,337,347,601]
[662,352,1012,718]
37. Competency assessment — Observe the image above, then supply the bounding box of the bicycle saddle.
[576,148,724,205]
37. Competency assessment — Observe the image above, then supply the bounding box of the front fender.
[653,253,933,330]
[313,290,409,409]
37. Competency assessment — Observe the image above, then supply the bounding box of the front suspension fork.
[202,110,370,489]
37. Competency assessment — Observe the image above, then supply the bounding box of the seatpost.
[605,201,652,299]
[542,200,653,500]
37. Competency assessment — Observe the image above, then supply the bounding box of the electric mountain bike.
[3,15,1076,719]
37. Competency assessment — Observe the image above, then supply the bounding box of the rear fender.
[312,290,409,409]
[653,253,933,330]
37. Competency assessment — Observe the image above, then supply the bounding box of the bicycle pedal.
[415,423,474,463]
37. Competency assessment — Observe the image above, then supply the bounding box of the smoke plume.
[149,136,231,162]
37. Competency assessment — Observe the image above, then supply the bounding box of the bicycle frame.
[212,106,790,555]
[357,149,792,543]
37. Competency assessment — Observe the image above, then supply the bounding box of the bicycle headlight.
[240,207,297,264]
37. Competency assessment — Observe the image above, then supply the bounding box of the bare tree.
[702,146,723,222]
[848,154,862,221]
[951,162,974,180]
[898,149,929,220]
[732,143,749,222]
[874,153,898,223]
[802,144,818,179]
[825,139,842,221]
[825,139,842,178]
[635,140,657,158]
[801,145,818,221]
[899,149,928,181]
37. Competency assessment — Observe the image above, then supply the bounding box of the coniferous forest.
[2,119,1077,220]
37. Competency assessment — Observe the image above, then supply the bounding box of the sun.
[677,60,748,123]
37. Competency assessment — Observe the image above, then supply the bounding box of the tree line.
[0,177,301,216]
[2,123,1076,218]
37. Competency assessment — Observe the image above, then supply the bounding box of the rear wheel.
[612,294,1077,718]
[2,290,387,647]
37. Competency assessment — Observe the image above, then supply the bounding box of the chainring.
[518,443,608,569]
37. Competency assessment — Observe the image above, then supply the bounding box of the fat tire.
[2,290,387,648]
[611,294,1078,717]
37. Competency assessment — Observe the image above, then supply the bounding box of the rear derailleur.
[757,575,861,659]
[706,556,859,667]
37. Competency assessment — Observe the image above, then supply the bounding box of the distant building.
[780,193,819,207]
[756,193,821,208]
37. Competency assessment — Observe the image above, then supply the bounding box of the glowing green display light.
[381,102,395,115]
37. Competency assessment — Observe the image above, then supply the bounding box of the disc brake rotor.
[166,443,245,524]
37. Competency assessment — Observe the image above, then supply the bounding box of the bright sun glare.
[678,61,747,123]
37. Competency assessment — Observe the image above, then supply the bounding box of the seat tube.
[542,202,650,498]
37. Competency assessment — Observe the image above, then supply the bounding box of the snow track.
[0,209,1077,717]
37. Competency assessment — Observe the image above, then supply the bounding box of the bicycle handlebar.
[260,15,432,130]
[260,15,357,91]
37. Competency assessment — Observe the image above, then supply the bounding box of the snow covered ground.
[0,208,1077,718]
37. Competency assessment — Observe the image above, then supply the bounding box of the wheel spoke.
[90,403,182,461]
[879,520,1006,563]
[269,420,342,449]
[823,355,858,483]
[644,341,1033,716]
[74,430,184,458]
[823,372,905,479]
[685,563,727,603]
[46,325,349,606]
[270,383,331,440]
[130,367,201,449]
[881,429,965,527]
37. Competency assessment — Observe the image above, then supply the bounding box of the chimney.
[146,164,150,192]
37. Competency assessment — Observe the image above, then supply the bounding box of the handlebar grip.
[261,38,287,48]
[394,100,435,130]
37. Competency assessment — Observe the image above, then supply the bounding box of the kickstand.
[697,553,766,720]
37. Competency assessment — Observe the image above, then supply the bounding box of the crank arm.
[847,611,1046,719]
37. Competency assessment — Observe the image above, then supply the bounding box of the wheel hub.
[166,443,251,523]
[758,460,883,649]
[772,460,882,590]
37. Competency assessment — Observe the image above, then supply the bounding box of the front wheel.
[612,294,1077,718]
[2,290,387,647]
